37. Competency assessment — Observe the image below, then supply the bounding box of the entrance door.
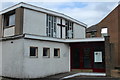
[71,47,93,69]
[83,48,93,69]
[71,48,80,69]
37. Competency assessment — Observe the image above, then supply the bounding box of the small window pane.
[65,21,73,39]
[46,14,56,37]
[101,28,108,37]
[54,48,60,58]
[43,48,50,57]
[9,14,15,26]
[30,47,38,57]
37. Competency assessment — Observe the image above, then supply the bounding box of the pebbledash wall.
[23,39,69,78]
[1,39,69,78]
[2,39,24,78]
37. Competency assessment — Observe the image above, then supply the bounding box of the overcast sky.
[1,2,118,27]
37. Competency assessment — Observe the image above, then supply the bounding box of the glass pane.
[30,47,37,56]
[101,28,108,37]
[46,15,56,37]
[9,14,15,26]
[43,48,49,57]
[43,48,47,56]
[54,49,60,57]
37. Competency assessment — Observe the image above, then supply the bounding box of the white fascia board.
[0,3,87,27]
[21,3,87,27]
[24,34,66,43]
[0,3,22,14]
[24,34,105,43]
[66,38,105,43]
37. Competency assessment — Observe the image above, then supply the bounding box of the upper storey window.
[46,14,57,37]
[4,11,15,27]
[101,28,108,37]
[65,21,73,39]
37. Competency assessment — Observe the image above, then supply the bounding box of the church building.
[0,2,108,79]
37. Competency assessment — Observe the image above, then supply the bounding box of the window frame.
[65,20,73,39]
[29,46,38,58]
[4,11,15,28]
[101,27,108,37]
[54,48,60,58]
[43,47,50,58]
[46,14,57,38]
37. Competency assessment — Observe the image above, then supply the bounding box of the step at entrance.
[61,72,106,79]
[72,69,93,72]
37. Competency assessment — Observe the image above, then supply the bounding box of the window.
[43,48,50,58]
[4,13,15,27]
[46,14,56,37]
[101,28,108,37]
[54,48,60,58]
[30,47,38,57]
[65,20,73,39]
[91,31,96,37]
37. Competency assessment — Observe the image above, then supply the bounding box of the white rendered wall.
[23,39,70,78]
[2,39,24,78]
[4,27,15,37]
[23,9,46,36]
[0,41,2,76]
[73,23,86,38]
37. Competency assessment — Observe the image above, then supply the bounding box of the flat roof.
[0,2,87,27]
[24,34,105,43]
[1,34,105,42]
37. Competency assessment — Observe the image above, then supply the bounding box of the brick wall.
[86,5,120,68]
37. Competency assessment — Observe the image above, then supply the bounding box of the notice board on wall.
[94,51,102,62]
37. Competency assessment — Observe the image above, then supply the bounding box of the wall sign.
[94,51,102,62]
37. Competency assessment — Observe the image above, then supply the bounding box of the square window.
[43,48,50,58]
[30,47,38,58]
[101,28,108,37]
[54,48,60,58]
[4,13,15,27]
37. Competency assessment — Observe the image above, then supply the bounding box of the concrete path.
[1,72,120,80]
[36,72,120,80]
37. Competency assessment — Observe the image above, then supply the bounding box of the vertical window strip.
[46,14,57,37]
[72,22,74,38]
[51,16,53,37]
[54,17,56,37]
[65,20,68,39]
[48,15,50,37]
[65,20,73,39]
[46,14,48,36]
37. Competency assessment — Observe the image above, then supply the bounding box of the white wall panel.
[23,39,70,78]
[23,9,46,36]
[4,27,15,37]
[73,23,86,38]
